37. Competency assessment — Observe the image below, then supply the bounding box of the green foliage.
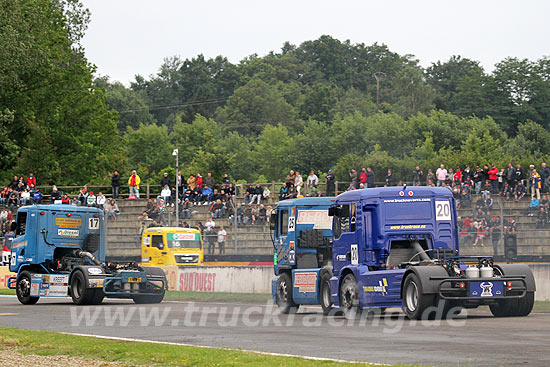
[216,78,295,133]
[252,124,294,180]
[125,123,173,182]
[0,0,123,185]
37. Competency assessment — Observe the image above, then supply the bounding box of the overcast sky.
[81,0,550,84]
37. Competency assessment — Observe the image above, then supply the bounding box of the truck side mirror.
[328,206,340,217]
[270,213,277,231]
[10,222,16,232]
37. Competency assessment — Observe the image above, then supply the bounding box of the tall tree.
[0,0,123,184]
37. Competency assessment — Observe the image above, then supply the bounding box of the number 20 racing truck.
[271,187,536,319]
[8,205,166,305]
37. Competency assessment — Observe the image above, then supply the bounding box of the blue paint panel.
[358,269,405,307]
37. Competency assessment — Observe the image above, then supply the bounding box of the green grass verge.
[0,327,393,366]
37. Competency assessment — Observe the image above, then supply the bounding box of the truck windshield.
[166,233,201,249]
[383,199,433,221]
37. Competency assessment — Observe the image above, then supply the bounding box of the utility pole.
[373,72,386,109]
[172,149,179,226]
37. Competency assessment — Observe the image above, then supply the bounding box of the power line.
[117,97,230,114]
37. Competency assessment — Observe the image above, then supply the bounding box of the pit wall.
[1,265,549,301]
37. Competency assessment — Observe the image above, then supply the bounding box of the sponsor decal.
[178,272,217,292]
[383,198,431,203]
[294,272,317,293]
[170,233,198,241]
[30,274,69,297]
[288,250,295,263]
[480,282,494,297]
[11,240,27,249]
[389,224,427,230]
[336,254,347,261]
[58,229,79,237]
[363,278,388,296]
[55,218,82,228]
[88,267,103,275]
[296,210,332,229]
[88,278,104,288]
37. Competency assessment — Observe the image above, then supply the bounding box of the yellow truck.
[141,227,204,266]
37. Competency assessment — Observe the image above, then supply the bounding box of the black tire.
[276,272,299,314]
[71,270,93,305]
[489,298,518,317]
[515,292,535,316]
[132,291,165,304]
[340,273,360,319]
[90,289,105,305]
[402,273,434,320]
[320,271,333,316]
[16,270,39,305]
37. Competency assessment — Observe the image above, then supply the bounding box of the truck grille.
[175,254,199,264]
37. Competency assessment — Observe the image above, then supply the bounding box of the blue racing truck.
[271,187,535,319]
[8,205,166,305]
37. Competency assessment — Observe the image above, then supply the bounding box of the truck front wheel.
[403,273,433,320]
[276,272,298,314]
[320,272,333,315]
[16,270,39,305]
[340,274,360,319]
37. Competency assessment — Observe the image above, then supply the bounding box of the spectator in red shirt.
[488,164,499,194]
[453,168,462,186]
[26,173,37,191]
[359,168,367,186]
[195,173,203,188]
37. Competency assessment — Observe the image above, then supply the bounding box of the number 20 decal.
[435,201,451,221]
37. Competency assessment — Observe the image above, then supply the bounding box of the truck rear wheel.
[515,292,534,316]
[403,273,433,320]
[276,272,299,314]
[340,274,360,319]
[490,292,534,317]
[320,271,333,316]
[71,270,93,305]
[16,270,39,305]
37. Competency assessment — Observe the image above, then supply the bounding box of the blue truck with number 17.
[271,187,535,319]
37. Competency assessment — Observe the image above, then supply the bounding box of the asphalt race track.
[0,296,548,366]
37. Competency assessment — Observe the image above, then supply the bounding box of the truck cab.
[8,205,167,305]
[271,197,335,313]
[141,227,203,266]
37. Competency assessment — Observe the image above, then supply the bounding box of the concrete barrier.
[174,266,273,293]
[530,264,550,301]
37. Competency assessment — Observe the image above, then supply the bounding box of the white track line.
[62,332,387,365]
